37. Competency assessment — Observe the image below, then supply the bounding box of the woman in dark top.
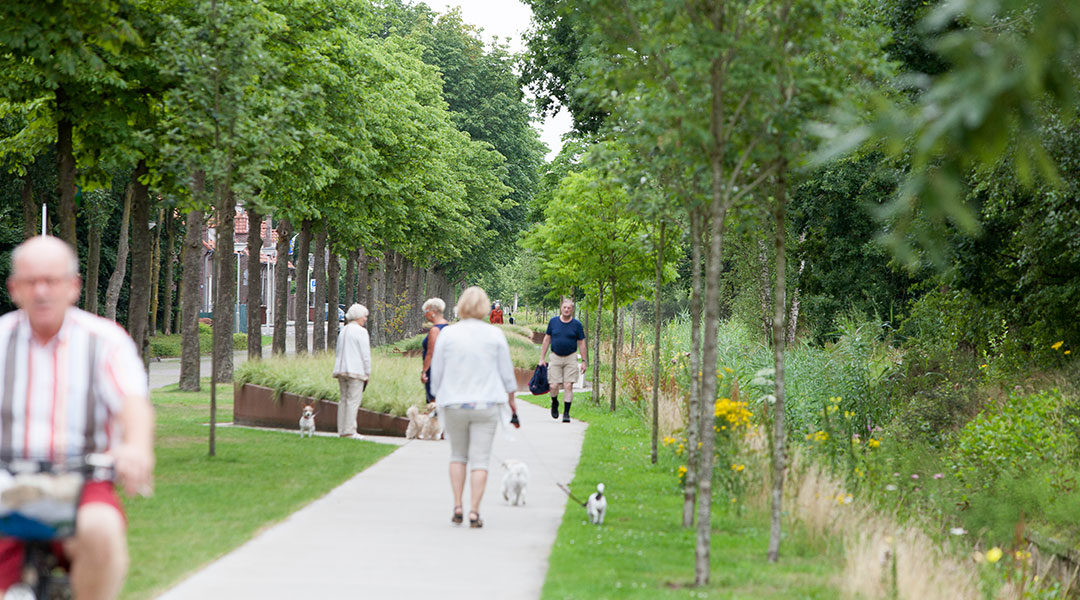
[420,297,450,401]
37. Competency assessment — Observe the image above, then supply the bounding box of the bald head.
[11,236,80,279]
[8,236,82,340]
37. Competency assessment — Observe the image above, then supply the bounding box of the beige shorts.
[548,352,579,386]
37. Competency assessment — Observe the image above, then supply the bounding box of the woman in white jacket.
[333,304,371,439]
[430,287,520,528]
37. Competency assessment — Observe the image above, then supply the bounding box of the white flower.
[885,484,898,492]
[949,527,967,536]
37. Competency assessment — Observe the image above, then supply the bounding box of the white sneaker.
[347,433,365,440]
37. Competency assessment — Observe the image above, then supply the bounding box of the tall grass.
[234,350,428,416]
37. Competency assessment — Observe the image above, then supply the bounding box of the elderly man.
[538,298,587,423]
[333,304,371,439]
[0,236,154,600]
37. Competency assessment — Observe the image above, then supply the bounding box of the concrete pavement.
[156,397,587,599]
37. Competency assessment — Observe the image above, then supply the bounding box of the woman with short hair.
[333,303,371,439]
[419,297,449,402]
[430,287,520,528]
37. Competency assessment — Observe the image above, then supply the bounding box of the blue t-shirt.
[547,316,586,357]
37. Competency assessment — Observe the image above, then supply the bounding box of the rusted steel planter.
[233,383,409,437]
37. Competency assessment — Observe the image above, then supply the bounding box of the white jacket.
[333,322,371,380]
[430,318,517,407]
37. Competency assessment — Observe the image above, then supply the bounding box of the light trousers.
[337,377,365,435]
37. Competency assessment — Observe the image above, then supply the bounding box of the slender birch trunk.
[768,165,790,563]
[651,222,666,464]
[272,218,290,355]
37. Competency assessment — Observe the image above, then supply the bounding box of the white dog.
[298,404,316,438]
[501,459,530,506]
[406,403,441,440]
[586,483,606,525]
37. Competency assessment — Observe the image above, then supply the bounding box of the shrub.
[950,389,1071,494]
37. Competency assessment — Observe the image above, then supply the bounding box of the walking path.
[156,397,587,599]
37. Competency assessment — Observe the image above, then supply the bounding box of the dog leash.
[510,422,588,507]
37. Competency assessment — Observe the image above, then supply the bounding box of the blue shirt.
[546,316,585,357]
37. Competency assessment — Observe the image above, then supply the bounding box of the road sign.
[310,278,316,293]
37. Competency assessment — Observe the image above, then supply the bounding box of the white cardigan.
[430,318,517,407]
[333,322,371,380]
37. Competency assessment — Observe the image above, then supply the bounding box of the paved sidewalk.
[157,398,586,599]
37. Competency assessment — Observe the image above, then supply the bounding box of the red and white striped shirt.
[0,308,147,462]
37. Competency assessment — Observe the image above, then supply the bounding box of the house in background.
[201,207,296,331]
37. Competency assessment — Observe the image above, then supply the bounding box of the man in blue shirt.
[538,298,588,422]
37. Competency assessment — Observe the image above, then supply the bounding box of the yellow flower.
[730,497,737,503]
[979,364,988,369]
[1051,341,1064,350]
[1014,550,1031,561]
[662,436,676,446]
[812,430,829,442]
[854,468,864,478]
[843,410,854,419]
[1067,350,1072,355]
[723,367,734,374]
[731,463,745,472]
[986,547,1003,563]
[677,465,687,478]
[868,438,881,449]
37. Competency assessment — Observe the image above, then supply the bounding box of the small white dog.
[501,459,530,506]
[586,483,607,525]
[298,404,316,438]
[406,403,441,440]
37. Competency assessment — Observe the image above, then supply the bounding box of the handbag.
[528,364,550,396]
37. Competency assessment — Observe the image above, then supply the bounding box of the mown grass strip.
[529,392,842,600]
[121,383,395,599]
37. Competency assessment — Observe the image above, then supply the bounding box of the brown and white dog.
[299,404,317,438]
[405,403,441,440]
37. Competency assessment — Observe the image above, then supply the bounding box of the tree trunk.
[293,220,311,355]
[246,206,263,360]
[368,252,382,345]
[768,167,790,564]
[593,284,603,402]
[312,228,327,352]
[212,190,235,381]
[128,163,152,368]
[327,245,340,351]
[409,260,422,333]
[683,209,704,527]
[345,249,357,307]
[162,212,177,334]
[651,222,666,464]
[21,175,36,240]
[178,207,204,391]
[357,248,369,304]
[149,208,164,334]
[609,284,618,412]
[55,87,77,248]
[104,184,133,321]
[272,218,291,355]
[695,57,733,582]
[86,221,101,315]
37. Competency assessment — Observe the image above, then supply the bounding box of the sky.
[419,0,573,161]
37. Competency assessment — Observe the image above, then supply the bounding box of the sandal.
[451,506,463,525]
[469,511,483,529]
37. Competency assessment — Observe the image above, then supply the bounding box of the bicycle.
[0,454,115,600]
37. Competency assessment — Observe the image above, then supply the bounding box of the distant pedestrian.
[430,286,520,528]
[419,297,449,402]
[489,301,504,324]
[538,298,587,422]
[333,304,371,439]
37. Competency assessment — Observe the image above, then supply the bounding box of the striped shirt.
[0,308,147,462]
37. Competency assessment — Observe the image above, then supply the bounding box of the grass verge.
[526,392,843,599]
[121,383,395,599]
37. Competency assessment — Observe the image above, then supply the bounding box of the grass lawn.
[528,392,842,600]
[121,382,396,600]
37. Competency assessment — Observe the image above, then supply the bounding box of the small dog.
[586,483,607,525]
[501,459,529,506]
[299,404,316,438]
[406,403,441,440]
